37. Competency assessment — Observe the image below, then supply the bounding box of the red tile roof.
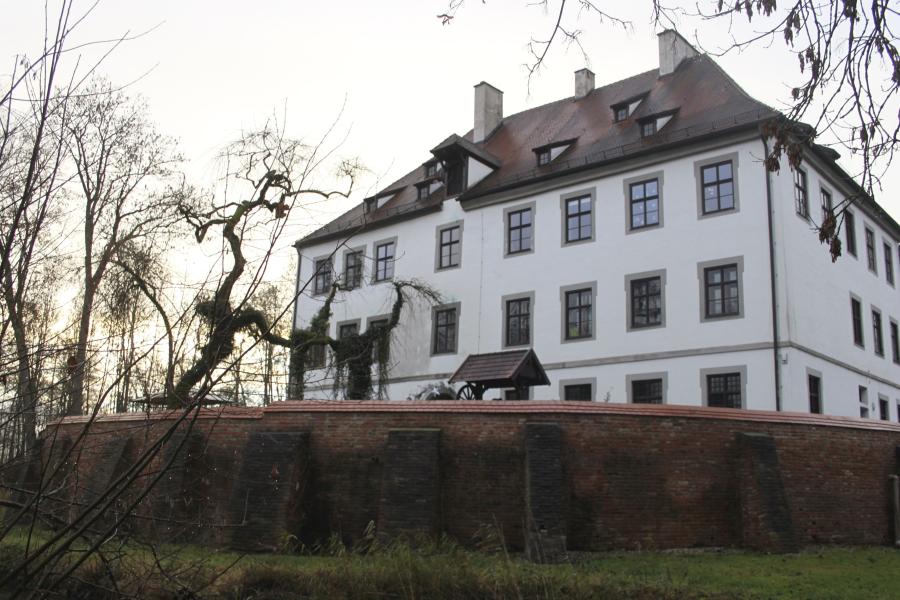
[449,349,550,388]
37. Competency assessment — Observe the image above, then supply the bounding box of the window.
[879,396,890,421]
[820,189,833,221]
[507,207,533,255]
[432,305,458,354]
[614,105,629,122]
[564,288,593,340]
[563,384,592,401]
[793,168,809,218]
[505,297,531,347]
[808,374,822,414]
[536,148,551,166]
[629,179,660,229]
[417,184,431,201]
[700,161,735,215]
[446,160,465,196]
[307,343,326,369]
[344,251,363,289]
[859,386,869,418]
[845,211,857,256]
[313,258,332,295]
[424,161,438,178]
[437,225,461,270]
[564,195,592,243]
[865,227,877,272]
[890,320,899,364]
[704,264,739,318]
[368,318,390,364]
[338,322,359,339]
[872,309,884,356]
[851,297,864,347]
[706,372,742,409]
[374,241,395,282]
[632,379,663,404]
[884,243,894,285]
[630,276,662,328]
[640,120,656,137]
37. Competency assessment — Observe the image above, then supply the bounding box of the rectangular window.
[808,374,822,414]
[879,397,889,421]
[438,225,461,269]
[313,258,332,295]
[614,105,628,122]
[845,211,857,256]
[851,297,864,346]
[432,307,458,354]
[369,318,390,364]
[536,149,551,166]
[820,189,833,221]
[873,309,884,356]
[416,184,430,200]
[629,179,660,229]
[884,243,894,285]
[425,162,438,178]
[704,264,739,318]
[640,120,656,137]
[859,386,869,418]
[505,297,531,346]
[565,288,593,340]
[507,208,532,254]
[707,372,742,409]
[564,195,592,243]
[793,169,808,218]
[307,343,326,369]
[630,276,662,328]
[891,321,899,364]
[374,241,395,281]
[701,161,735,214]
[344,251,362,289]
[865,227,877,272]
[563,384,592,401]
[632,379,663,404]
[338,322,359,339]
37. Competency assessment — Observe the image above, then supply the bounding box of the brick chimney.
[474,82,503,143]
[658,29,698,76]
[574,68,595,98]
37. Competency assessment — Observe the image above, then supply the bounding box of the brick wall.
[25,402,900,553]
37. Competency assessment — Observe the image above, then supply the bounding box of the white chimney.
[658,29,698,76]
[574,68,595,98]
[474,82,503,143]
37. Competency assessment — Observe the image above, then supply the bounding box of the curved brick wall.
[17,402,900,554]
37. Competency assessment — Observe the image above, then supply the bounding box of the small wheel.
[456,384,477,400]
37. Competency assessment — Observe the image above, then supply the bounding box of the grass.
[2,527,899,599]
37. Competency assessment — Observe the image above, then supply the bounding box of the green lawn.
[2,527,899,599]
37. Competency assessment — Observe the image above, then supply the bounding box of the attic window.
[612,94,647,123]
[614,106,629,122]
[639,110,677,138]
[416,183,431,200]
[641,120,657,137]
[533,139,576,167]
[424,161,440,178]
[537,149,551,166]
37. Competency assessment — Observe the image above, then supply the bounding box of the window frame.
[504,202,535,258]
[883,240,895,286]
[366,314,392,365]
[879,395,890,421]
[639,119,657,137]
[694,153,740,219]
[343,247,364,290]
[336,319,361,340]
[890,318,899,364]
[625,269,666,331]
[626,372,668,404]
[793,168,809,219]
[859,385,869,418]
[559,188,596,246]
[872,307,884,357]
[845,210,857,257]
[700,366,747,409]
[697,257,744,322]
[434,221,463,272]
[560,282,597,343]
[431,302,460,356]
[536,148,551,166]
[623,171,664,233]
[806,368,823,414]
[865,226,877,274]
[850,294,864,348]
[371,237,397,283]
[501,291,535,349]
[306,342,326,369]
[820,187,833,223]
[559,377,596,401]
[312,256,333,296]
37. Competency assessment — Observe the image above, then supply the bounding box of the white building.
[293,31,900,418]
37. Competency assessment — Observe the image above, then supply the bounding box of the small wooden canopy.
[449,349,550,389]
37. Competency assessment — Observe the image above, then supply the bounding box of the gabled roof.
[297,54,776,248]
[449,349,550,388]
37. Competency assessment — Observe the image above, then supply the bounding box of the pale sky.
[4,0,898,257]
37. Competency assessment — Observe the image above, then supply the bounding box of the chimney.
[658,29,698,76]
[574,68,595,98]
[474,82,503,143]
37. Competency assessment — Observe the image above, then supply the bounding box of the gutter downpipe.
[762,134,782,412]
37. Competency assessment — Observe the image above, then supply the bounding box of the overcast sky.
[4,1,898,252]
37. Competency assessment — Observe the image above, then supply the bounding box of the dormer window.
[641,120,657,137]
[614,106,629,122]
[424,161,440,178]
[639,110,677,138]
[612,93,648,123]
[537,149,551,166]
[416,183,431,200]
